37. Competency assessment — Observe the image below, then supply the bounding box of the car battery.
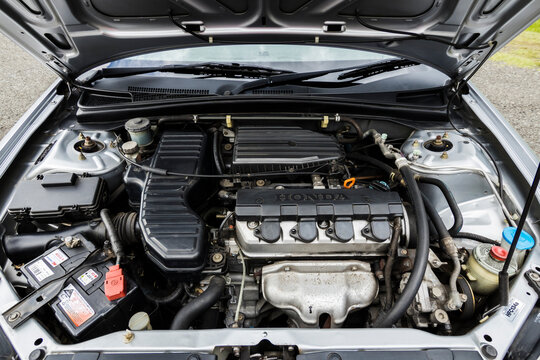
[20,234,139,340]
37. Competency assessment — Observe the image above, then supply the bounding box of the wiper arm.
[81,63,294,85]
[337,59,418,80]
[231,58,419,95]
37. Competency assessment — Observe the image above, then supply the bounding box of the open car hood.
[0,0,538,82]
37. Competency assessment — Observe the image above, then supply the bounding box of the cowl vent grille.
[128,86,210,101]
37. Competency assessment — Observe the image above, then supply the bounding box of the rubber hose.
[421,194,462,309]
[421,193,451,241]
[374,165,429,327]
[100,209,125,265]
[417,176,463,236]
[456,232,499,245]
[142,283,185,305]
[212,130,224,175]
[342,118,363,140]
[384,218,401,311]
[3,221,106,263]
[347,153,395,175]
[170,276,226,330]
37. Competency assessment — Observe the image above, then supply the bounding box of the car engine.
[0,113,532,342]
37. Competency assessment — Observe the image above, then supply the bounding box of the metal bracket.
[524,269,540,296]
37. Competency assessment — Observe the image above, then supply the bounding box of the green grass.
[491,20,540,68]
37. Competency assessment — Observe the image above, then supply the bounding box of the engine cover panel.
[235,188,405,257]
[232,126,343,172]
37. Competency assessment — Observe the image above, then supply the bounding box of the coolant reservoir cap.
[489,246,508,261]
[502,227,535,250]
[125,117,151,132]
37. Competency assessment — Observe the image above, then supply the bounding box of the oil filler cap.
[489,246,508,262]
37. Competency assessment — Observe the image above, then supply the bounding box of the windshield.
[108,44,395,72]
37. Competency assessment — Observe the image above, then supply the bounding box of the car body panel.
[0,0,538,81]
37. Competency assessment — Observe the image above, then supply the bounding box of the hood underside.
[0,0,538,82]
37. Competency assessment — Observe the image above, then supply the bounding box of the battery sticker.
[77,269,99,286]
[502,297,524,322]
[44,249,68,267]
[58,284,95,327]
[28,259,54,282]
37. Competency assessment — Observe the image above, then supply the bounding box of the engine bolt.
[212,253,224,263]
[442,131,449,139]
[401,249,408,256]
[7,311,20,322]
[123,329,135,344]
[233,347,241,357]
[224,143,233,151]
[440,151,449,159]
[412,140,419,147]
[430,287,444,300]
[256,179,265,187]
[247,221,259,229]
[288,346,295,352]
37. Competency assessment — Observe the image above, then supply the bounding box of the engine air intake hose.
[3,212,138,264]
[170,276,226,330]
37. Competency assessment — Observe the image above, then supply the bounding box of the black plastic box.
[8,173,107,223]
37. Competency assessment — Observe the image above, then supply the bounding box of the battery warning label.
[78,269,99,286]
[44,249,68,267]
[58,284,95,327]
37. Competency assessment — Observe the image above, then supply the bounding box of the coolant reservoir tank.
[466,245,518,295]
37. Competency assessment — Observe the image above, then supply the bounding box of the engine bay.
[0,113,535,345]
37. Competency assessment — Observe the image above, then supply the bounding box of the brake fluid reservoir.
[466,245,517,295]
[125,118,152,147]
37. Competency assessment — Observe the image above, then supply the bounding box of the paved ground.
[0,34,538,155]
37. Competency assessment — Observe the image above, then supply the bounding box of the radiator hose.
[360,130,430,328]
[170,276,226,330]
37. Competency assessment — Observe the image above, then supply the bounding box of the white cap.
[128,312,152,331]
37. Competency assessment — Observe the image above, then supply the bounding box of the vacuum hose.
[170,276,226,330]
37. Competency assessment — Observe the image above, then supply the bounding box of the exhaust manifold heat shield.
[261,261,378,327]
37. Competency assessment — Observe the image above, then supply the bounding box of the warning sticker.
[44,249,68,267]
[58,284,95,327]
[28,259,54,282]
[77,269,99,286]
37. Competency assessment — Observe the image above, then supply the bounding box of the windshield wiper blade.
[81,63,294,85]
[231,58,419,95]
[337,59,418,80]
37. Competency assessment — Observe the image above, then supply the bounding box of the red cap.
[489,246,508,261]
[104,264,126,301]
